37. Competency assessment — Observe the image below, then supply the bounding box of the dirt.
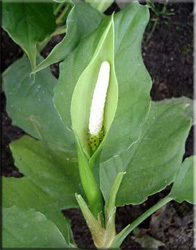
[1,1,194,249]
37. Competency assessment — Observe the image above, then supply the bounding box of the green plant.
[2,0,194,248]
[145,0,175,41]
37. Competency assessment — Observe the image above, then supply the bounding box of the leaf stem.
[56,5,70,25]
[54,2,65,16]
[52,25,67,36]
[111,195,173,248]
[146,18,159,43]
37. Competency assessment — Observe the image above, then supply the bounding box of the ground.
[1,1,194,249]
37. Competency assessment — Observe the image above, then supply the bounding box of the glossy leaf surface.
[2,2,56,68]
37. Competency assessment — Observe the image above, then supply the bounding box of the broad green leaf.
[71,16,118,159]
[86,0,114,12]
[169,156,195,204]
[10,135,82,208]
[100,99,192,205]
[3,57,75,152]
[101,2,152,162]
[2,2,56,69]
[3,206,69,248]
[33,2,102,73]
[3,177,75,246]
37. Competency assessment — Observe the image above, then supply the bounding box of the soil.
[1,1,194,249]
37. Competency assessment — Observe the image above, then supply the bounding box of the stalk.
[111,195,173,248]
[76,142,104,221]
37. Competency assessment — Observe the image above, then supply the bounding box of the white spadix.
[88,61,110,136]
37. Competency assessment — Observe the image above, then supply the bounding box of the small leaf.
[10,135,82,208]
[75,194,104,243]
[2,2,56,69]
[33,2,102,73]
[169,156,195,204]
[3,57,75,152]
[106,172,126,213]
[133,228,165,249]
[3,206,69,248]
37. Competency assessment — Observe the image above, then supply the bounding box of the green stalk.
[56,5,71,25]
[111,195,173,248]
[146,18,159,42]
[37,36,51,52]
[52,25,67,36]
[77,143,104,221]
[76,172,126,248]
[54,2,65,16]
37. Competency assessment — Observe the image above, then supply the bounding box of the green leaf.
[3,177,75,246]
[10,135,82,208]
[3,57,75,152]
[100,99,192,205]
[3,206,69,248]
[33,2,102,73]
[133,229,165,248]
[169,156,195,204]
[86,0,114,12]
[101,2,152,162]
[2,2,56,69]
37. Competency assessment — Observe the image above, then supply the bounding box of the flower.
[88,61,110,136]
[88,61,110,151]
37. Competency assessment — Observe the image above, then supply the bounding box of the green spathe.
[71,16,118,159]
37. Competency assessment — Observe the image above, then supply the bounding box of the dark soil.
[1,1,194,249]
